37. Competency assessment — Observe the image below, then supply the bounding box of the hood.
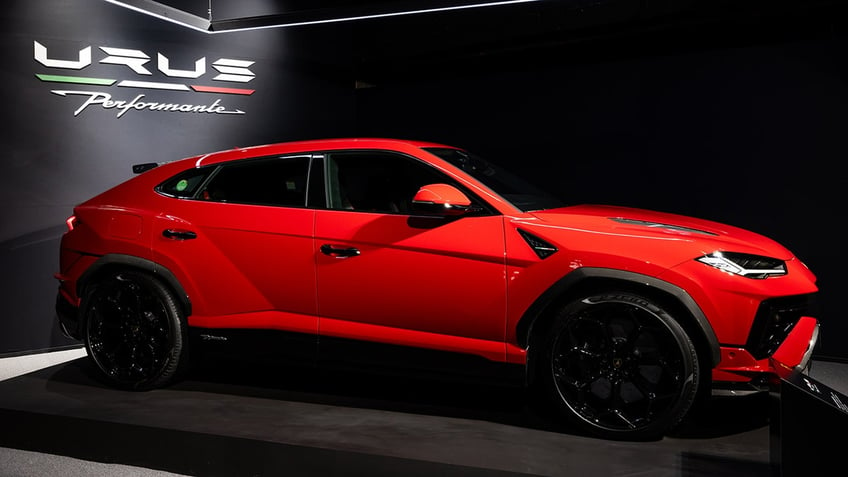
[526,204,794,260]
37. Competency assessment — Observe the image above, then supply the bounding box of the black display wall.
[0,0,355,354]
[353,25,848,360]
[2,0,846,364]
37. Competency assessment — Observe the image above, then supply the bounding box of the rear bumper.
[55,290,82,341]
[712,316,820,396]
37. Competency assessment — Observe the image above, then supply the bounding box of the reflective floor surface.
[0,348,845,477]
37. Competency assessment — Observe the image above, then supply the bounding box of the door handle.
[162,229,197,240]
[320,244,360,258]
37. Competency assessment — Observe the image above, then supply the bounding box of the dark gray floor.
[0,352,846,477]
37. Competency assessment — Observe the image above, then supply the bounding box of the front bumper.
[712,316,820,396]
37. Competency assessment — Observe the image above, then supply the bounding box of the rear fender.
[77,253,192,316]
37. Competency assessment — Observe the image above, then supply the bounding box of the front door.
[314,151,507,362]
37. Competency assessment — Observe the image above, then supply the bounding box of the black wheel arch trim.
[517,267,720,367]
[77,254,192,317]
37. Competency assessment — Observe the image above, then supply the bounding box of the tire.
[81,270,188,390]
[539,292,699,441]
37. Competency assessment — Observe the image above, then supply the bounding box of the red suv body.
[55,138,820,440]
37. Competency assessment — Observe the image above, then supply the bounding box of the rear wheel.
[82,270,188,390]
[539,292,699,440]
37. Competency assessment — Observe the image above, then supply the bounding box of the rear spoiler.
[132,162,165,174]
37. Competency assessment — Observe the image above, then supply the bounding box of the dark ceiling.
[117,0,847,82]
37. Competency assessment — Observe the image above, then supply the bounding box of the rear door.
[151,154,318,336]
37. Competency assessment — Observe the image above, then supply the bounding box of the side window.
[327,151,463,214]
[200,155,311,207]
[157,167,213,199]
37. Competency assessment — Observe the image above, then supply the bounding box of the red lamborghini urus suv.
[55,138,820,440]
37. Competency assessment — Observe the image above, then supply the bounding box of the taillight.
[65,215,77,232]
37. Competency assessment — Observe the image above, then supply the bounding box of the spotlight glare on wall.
[102,0,545,34]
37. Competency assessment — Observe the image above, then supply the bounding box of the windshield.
[424,147,565,212]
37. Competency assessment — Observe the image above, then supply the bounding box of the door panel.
[149,153,318,334]
[152,201,318,334]
[315,210,507,358]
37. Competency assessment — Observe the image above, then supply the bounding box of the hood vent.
[610,217,718,236]
[518,229,558,259]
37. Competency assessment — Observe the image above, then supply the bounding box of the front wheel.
[82,270,188,390]
[539,292,699,440]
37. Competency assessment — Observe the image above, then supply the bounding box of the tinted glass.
[157,167,213,199]
[200,155,311,207]
[425,147,564,212]
[327,151,472,214]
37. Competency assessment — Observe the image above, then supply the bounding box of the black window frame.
[156,154,318,209]
[321,149,496,216]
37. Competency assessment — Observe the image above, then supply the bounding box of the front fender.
[516,267,721,367]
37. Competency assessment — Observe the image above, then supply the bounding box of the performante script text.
[51,90,245,118]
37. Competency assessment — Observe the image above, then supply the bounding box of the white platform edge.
[0,347,87,382]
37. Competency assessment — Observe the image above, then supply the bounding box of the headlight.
[696,251,787,279]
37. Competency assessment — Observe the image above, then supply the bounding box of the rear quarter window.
[157,168,212,198]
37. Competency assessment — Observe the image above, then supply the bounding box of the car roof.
[191,138,458,168]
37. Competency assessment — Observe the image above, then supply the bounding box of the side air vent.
[517,229,557,259]
[746,293,819,359]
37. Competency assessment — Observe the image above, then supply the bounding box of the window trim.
[155,148,500,216]
[155,153,315,208]
[321,149,498,216]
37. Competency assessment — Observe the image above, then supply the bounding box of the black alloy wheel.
[82,270,187,390]
[542,292,699,441]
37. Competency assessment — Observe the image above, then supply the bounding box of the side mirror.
[412,183,474,216]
